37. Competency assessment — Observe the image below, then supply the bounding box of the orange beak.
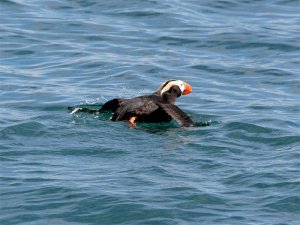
[182,82,192,95]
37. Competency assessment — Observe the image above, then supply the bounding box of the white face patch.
[157,80,185,95]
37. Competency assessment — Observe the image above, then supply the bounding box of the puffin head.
[156,80,192,103]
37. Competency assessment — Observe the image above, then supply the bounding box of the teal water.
[1,0,300,224]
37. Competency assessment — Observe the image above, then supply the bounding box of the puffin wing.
[101,98,126,112]
[158,103,194,127]
[112,96,159,121]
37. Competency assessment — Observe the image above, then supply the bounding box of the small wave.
[263,196,300,213]
[0,121,47,138]
[113,10,164,17]
[0,0,23,6]
[225,122,276,134]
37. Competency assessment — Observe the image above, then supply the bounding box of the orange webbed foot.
[129,116,137,128]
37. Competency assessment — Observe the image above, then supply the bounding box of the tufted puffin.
[101,80,194,127]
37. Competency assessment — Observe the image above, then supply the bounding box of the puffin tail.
[68,98,126,114]
[68,104,103,114]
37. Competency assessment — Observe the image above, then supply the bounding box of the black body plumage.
[101,80,194,127]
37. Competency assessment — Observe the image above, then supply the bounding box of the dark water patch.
[171,191,227,206]
[67,199,173,225]
[1,187,88,224]
[113,11,164,18]
[255,68,295,77]
[157,36,200,46]
[137,123,180,135]
[264,196,300,213]
[223,41,299,51]
[3,49,35,56]
[0,0,24,7]
[34,104,69,112]
[190,64,226,74]
[0,121,47,138]
[207,0,239,10]
[224,122,277,134]
[227,131,300,147]
[223,172,286,187]
[0,176,19,182]
[250,181,300,190]
[57,147,128,158]
[271,135,300,146]
[0,156,18,162]
[276,0,300,5]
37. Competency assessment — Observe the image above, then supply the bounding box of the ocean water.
[0,0,300,224]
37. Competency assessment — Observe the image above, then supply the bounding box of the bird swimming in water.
[101,80,194,127]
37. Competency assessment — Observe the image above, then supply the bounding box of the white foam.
[70,108,80,115]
